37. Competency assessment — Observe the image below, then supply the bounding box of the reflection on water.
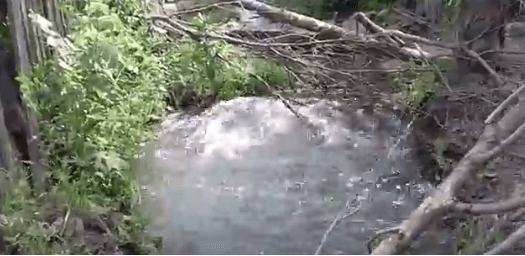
[137,97,446,254]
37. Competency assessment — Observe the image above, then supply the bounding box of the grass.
[0,0,290,253]
[390,58,455,114]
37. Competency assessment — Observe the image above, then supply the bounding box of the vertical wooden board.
[0,107,14,175]
[6,0,31,75]
[6,0,48,192]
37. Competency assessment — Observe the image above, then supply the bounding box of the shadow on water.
[136,97,452,254]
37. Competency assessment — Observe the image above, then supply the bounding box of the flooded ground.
[136,97,452,254]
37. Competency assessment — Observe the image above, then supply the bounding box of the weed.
[162,14,290,109]
[0,0,291,253]
[391,58,454,114]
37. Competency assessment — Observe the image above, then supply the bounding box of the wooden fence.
[0,0,69,191]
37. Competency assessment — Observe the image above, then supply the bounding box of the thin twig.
[480,121,525,161]
[451,197,525,215]
[169,1,238,16]
[150,15,363,48]
[375,226,401,236]
[485,82,525,124]
[485,222,525,254]
[315,201,360,255]
[59,207,71,236]
[463,49,505,86]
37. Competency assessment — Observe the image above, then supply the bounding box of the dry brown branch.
[371,31,524,253]
[372,92,525,254]
[169,1,238,16]
[220,1,430,59]
[351,12,404,46]
[463,49,505,86]
[485,82,525,124]
[452,197,525,215]
[151,15,362,48]
[485,223,525,254]
[315,201,360,255]
[222,0,348,36]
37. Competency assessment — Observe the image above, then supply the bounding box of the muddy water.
[137,97,450,254]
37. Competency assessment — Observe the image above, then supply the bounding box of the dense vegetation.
[0,0,289,253]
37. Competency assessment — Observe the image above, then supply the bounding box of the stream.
[136,97,454,254]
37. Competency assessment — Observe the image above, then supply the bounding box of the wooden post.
[6,0,47,192]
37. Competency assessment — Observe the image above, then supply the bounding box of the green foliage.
[22,0,165,206]
[454,218,506,255]
[440,0,464,30]
[162,14,290,108]
[358,0,393,12]
[1,0,290,253]
[391,58,454,114]
[0,0,166,253]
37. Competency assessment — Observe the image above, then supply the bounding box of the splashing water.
[137,97,450,254]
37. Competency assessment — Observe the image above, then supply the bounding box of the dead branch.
[155,0,458,63]
[315,201,360,255]
[371,91,525,254]
[463,49,505,86]
[486,81,525,124]
[220,1,429,59]
[381,28,455,49]
[351,12,404,46]
[485,222,525,254]
[391,8,429,27]
[169,1,238,16]
[221,0,348,37]
[150,15,362,48]
[451,197,525,215]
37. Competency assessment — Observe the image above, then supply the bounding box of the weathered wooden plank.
[5,0,57,193]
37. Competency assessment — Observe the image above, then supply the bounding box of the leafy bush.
[161,15,290,108]
[0,0,290,253]
[391,58,454,113]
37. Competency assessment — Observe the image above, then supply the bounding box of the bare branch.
[486,82,525,124]
[485,223,525,255]
[315,201,360,255]
[169,1,238,16]
[452,197,525,215]
[222,0,348,36]
[350,12,404,46]
[150,15,360,47]
[219,1,432,59]
[462,49,504,86]
[372,95,525,254]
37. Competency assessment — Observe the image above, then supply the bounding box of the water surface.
[137,97,445,254]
